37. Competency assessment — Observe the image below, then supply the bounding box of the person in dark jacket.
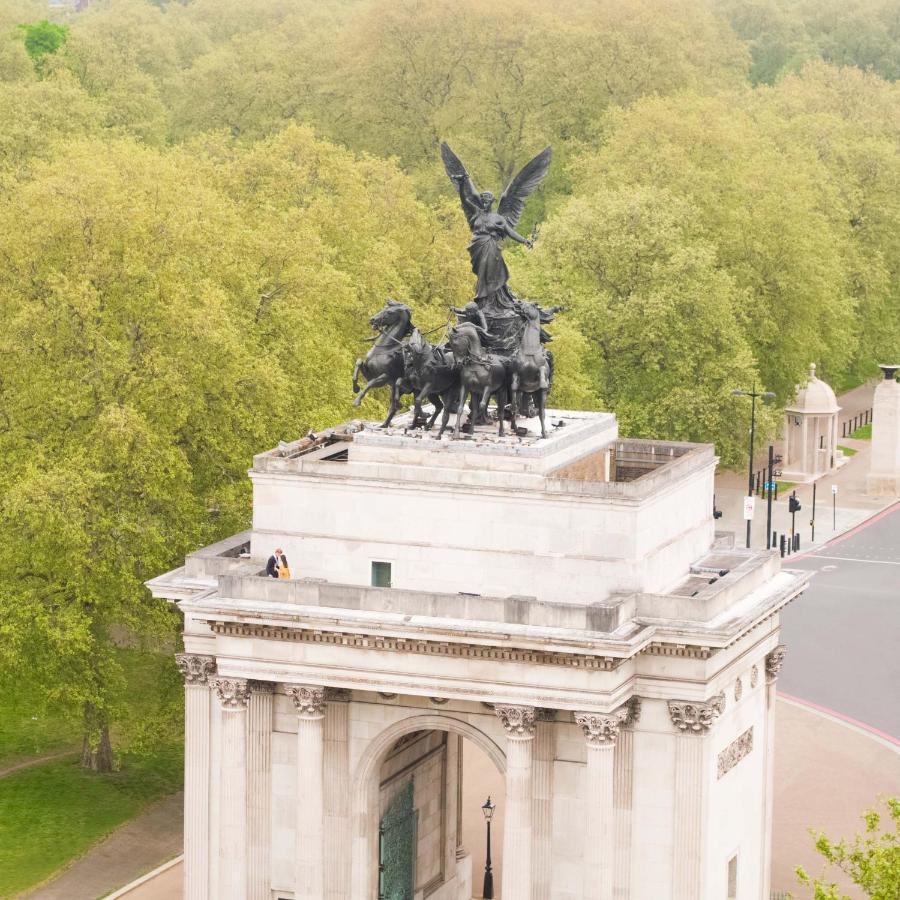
[266,548,284,578]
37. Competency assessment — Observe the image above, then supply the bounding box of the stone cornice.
[668,693,726,734]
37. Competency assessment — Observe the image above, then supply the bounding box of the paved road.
[779,501,900,740]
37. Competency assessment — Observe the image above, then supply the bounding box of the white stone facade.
[781,363,840,484]
[151,410,807,899]
[867,365,900,496]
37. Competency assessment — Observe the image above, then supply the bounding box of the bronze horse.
[510,301,552,438]
[442,322,511,439]
[385,328,460,430]
[352,300,413,426]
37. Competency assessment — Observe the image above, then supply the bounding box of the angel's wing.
[441,142,481,230]
[497,146,552,229]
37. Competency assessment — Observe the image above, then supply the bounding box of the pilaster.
[247,681,274,900]
[533,710,555,900]
[324,688,351,900]
[763,645,786,893]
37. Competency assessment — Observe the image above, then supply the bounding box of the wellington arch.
[149,409,805,899]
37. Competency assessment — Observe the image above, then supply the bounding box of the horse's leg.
[437,392,453,438]
[352,372,390,407]
[382,379,402,428]
[352,359,364,395]
[427,394,442,430]
[497,384,507,436]
[538,387,547,438]
[510,371,519,436]
[453,383,467,440]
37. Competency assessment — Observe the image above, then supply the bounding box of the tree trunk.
[81,701,114,773]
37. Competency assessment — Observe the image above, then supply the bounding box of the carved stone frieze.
[668,693,726,734]
[765,645,787,683]
[207,621,622,670]
[717,727,753,779]
[286,685,326,718]
[495,704,536,738]
[175,653,216,686]
[211,677,250,710]
[734,678,743,702]
[750,665,759,689]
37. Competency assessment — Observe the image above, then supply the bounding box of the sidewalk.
[714,381,891,554]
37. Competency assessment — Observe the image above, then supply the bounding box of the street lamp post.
[481,796,495,899]
[732,384,776,548]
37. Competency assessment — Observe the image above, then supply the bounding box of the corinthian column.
[176,654,216,900]
[495,704,535,900]
[575,703,632,900]
[287,685,326,900]
[667,693,725,900]
[248,681,274,900]
[211,677,250,900]
[763,646,786,893]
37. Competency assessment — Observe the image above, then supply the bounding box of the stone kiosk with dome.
[149,410,807,900]
[780,363,841,484]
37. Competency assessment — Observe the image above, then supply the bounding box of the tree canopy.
[2,0,899,762]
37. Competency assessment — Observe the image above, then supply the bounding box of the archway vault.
[350,712,506,898]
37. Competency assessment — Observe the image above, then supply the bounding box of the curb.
[789,498,898,561]
[102,854,183,899]
[778,693,900,752]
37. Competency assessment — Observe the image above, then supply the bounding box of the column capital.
[495,704,536,738]
[575,697,638,747]
[212,677,250,711]
[668,692,725,734]
[765,644,787,683]
[249,679,275,694]
[176,653,216,686]
[287,685,326,719]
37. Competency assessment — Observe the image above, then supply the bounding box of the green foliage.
[17,20,68,70]
[796,797,900,899]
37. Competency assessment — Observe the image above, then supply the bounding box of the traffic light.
[788,495,801,513]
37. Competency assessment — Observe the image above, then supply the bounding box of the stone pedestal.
[868,365,900,496]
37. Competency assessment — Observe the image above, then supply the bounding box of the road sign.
[743,496,755,520]
[832,484,838,494]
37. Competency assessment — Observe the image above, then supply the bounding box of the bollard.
[779,535,786,557]
[772,530,777,549]
[793,534,800,552]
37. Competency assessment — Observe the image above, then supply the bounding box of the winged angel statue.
[441,142,551,311]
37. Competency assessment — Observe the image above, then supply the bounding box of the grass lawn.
[0,687,81,771]
[849,423,872,439]
[0,749,182,896]
[776,481,796,494]
[0,647,184,894]
[837,444,858,457]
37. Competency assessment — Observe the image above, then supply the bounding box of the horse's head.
[408,327,429,358]
[370,299,412,334]
[447,322,482,359]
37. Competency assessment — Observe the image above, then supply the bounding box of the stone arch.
[350,712,506,898]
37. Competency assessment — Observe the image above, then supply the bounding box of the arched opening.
[351,714,507,899]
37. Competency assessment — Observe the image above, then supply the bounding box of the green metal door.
[378,780,417,900]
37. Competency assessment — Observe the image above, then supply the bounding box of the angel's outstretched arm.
[504,221,532,246]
